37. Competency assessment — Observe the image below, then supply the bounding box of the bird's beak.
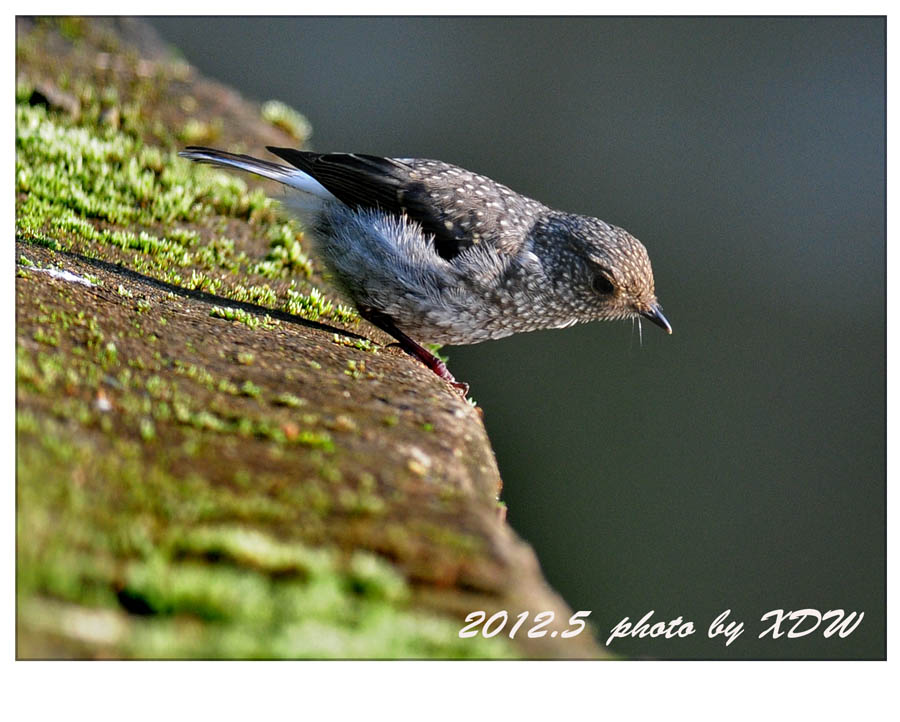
[640,304,673,334]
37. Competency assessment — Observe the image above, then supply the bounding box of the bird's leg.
[358,307,469,396]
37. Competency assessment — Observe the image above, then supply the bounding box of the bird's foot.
[413,346,469,396]
[387,341,468,395]
[360,308,470,397]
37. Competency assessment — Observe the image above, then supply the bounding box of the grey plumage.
[179,146,671,391]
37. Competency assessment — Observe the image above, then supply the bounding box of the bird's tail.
[178,146,337,211]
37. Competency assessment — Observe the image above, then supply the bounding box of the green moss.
[15,25,518,660]
[271,392,306,408]
[16,324,332,452]
[332,334,376,352]
[57,17,88,41]
[210,305,279,330]
[284,286,333,321]
[260,99,312,142]
[344,359,366,379]
[17,419,515,658]
[17,104,203,228]
[411,521,484,555]
[32,327,60,347]
[250,225,313,278]
[177,117,222,145]
[240,380,262,398]
[15,102,357,330]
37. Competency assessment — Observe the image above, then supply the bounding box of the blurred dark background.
[149,16,885,659]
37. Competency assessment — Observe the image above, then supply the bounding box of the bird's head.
[540,213,672,334]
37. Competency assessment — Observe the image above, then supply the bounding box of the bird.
[179,146,672,394]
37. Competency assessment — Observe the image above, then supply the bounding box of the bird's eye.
[592,272,615,295]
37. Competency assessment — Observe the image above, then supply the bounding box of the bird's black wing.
[267,147,494,260]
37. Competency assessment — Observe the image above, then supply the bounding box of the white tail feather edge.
[178,148,338,210]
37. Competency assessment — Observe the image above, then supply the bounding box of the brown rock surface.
[15,16,604,659]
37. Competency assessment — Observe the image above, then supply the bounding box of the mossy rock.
[15,17,603,659]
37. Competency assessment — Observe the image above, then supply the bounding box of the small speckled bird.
[180,146,672,394]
